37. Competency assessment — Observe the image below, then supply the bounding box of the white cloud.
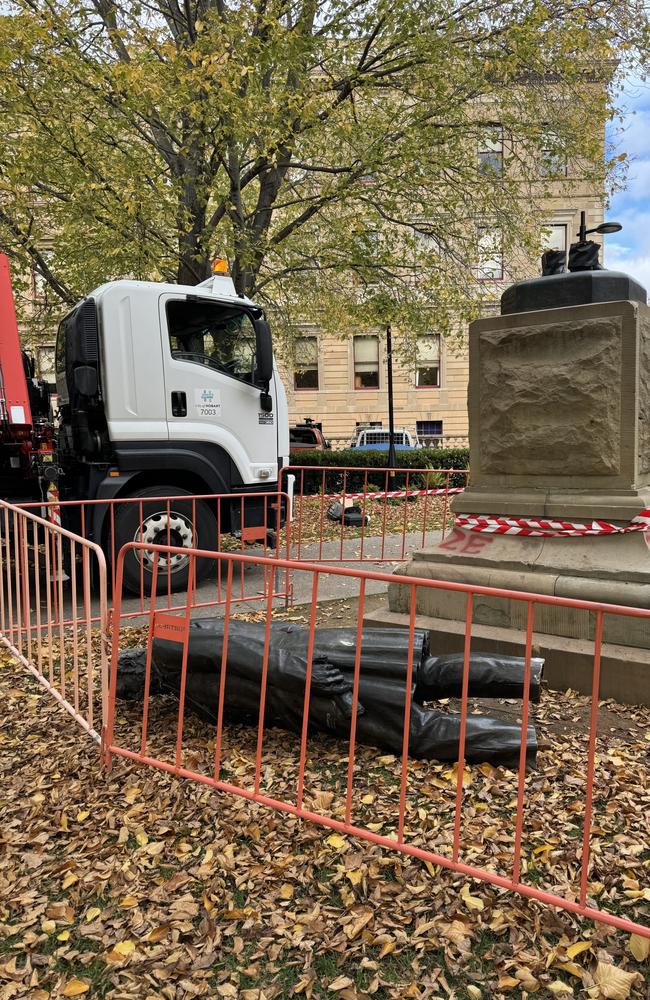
[609,109,650,160]
[604,249,650,291]
[626,157,650,189]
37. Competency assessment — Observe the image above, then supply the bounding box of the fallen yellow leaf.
[63,981,89,997]
[146,924,171,942]
[85,907,101,922]
[515,967,540,992]
[556,962,586,979]
[145,841,165,856]
[113,939,135,957]
[326,832,348,850]
[466,986,482,1000]
[62,872,78,889]
[313,790,334,811]
[629,933,650,962]
[548,981,573,996]
[41,920,56,934]
[593,960,640,999]
[329,975,354,990]
[279,883,294,899]
[460,883,484,911]
[346,868,363,886]
[57,930,70,942]
[119,896,139,909]
[75,810,89,822]
[294,974,316,995]
[344,908,373,940]
[566,940,592,960]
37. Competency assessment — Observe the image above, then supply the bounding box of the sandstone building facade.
[281,156,606,447]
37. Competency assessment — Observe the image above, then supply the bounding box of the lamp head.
[592,221,622,235]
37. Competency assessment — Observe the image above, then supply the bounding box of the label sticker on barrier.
[152,611,189,643]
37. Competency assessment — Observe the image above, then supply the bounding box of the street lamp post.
[386,323,397,486]
[576,210,622,243]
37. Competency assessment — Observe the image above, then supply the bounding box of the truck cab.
[55,271,289,591]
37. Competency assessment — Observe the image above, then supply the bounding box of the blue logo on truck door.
[194,388,222,417]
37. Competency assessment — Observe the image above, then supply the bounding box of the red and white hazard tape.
[456,510,650,537]
[46,484,62,527]
[323,486,466,502]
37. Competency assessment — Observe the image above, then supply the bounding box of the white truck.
[54,269,289,592]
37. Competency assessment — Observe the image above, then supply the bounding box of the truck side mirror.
[254,317,273,386]
[73,365,98,397]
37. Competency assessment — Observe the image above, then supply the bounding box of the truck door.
[159,294,279,488]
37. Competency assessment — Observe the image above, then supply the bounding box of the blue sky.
[605,77,650,287]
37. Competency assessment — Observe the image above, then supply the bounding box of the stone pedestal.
[380,297,650,704]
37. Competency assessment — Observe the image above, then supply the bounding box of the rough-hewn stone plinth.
[382,298,650,705]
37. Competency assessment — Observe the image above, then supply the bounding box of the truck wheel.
[113,486,217,596]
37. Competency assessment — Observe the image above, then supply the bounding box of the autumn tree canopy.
[0,0,647,341]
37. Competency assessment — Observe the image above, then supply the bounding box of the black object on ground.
[117,620,541,768]
[326,501,370,527]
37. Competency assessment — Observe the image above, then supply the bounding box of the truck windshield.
[167,298,256,382]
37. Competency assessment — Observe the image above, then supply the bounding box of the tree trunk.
[175,136,211,286]
[177,247,210,286]
[176,199,210,284]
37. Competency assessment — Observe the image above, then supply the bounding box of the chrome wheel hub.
[136,509,195,573]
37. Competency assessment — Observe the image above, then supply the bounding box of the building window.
[541,223,567,252]
[478,127,503,174]
[37,345,56,381]
[477,226,503,280]
[414,223,442,256]
[415,334,441,387]
[539,129,567,177]
[353,335,380,389]
[417,420,443,437]
[294,336,319,390]
[31,248,55,301]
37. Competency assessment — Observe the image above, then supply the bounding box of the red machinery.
[0,253,55,500]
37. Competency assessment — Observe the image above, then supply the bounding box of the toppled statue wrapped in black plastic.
[116,621,543,768]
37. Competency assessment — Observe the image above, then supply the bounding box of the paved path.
[19,529,443,628]
[114,528,443,622]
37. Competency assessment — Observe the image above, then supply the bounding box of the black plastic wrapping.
[116,620,538,767]
[568,240,603,271]
[326,501,369,526]
[419,653,544,704]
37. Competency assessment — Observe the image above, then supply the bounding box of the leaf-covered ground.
[1,609,649,999]
[285,496,450,547]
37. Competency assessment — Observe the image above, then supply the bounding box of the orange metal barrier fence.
[282,465,468,564]
[105,542,649,940]
[0,499,109,742]
[1,488,291,746]
[20,490,292,619]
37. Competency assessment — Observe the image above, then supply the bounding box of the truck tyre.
[113,486,217,596]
